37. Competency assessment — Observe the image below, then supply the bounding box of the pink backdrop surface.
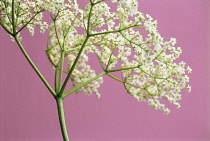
[0,0,209,141]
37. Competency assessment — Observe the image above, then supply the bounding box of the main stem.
[56,98,70,141]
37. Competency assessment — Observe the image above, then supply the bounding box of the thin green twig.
[61,72,106,99]
[14,35,56,97]
[17,10,44,34]
[0,19,12,35]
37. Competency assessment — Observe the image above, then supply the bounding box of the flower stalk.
[56,98,70,141]
[14,35,56,97]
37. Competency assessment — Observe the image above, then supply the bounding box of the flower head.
[0,0,192,114]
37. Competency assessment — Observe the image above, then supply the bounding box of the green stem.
[59,2,95,95]
[106,73,142,89]
[0,20,13,35]
[87,3,94,35]
[59,36,89,95]
[106,73,124,83]
[17,10,44,34]
[11,0,16,34]
[53,19,63,50]
[105,46,117,71]
[58,51,65,93]
[56,98,70,141]
[107,66,139,73]
[61,72,106,99]
[14,36,56,97]
[90,25,145,37]
[55,66,59,93]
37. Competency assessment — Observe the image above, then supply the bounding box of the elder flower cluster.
[0,0,192,114]
[0,0,48,39]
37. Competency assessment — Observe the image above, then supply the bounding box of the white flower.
[120,0,138,16]
[186,66,192,73]
[187,85,192,92]
[164,108,170,115]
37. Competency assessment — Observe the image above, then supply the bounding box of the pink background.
[0,0,209,141]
